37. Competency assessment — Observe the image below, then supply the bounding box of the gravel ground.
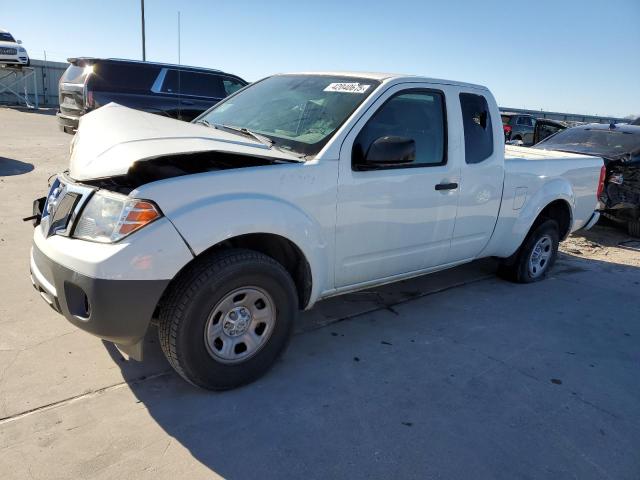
[561,223,640,267]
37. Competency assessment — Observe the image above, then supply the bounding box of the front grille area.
[0,47,17,55]
[49,192,80,235]
[41,176,94,238]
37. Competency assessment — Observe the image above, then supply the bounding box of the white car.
[29,72,605,390]
[0,29,29,67]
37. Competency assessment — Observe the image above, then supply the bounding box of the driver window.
[352,90,446,169]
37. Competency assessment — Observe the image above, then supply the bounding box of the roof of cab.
[279,71,488,90]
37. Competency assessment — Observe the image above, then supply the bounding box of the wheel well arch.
[160,233,313,311]
[534,199,572,240]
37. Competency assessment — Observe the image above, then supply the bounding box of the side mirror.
[17,40,22,45]
[359,136,416,169]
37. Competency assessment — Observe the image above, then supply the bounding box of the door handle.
[435,182,458,191]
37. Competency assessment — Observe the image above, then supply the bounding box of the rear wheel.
[158,249,298,390]
[498,219,560,283]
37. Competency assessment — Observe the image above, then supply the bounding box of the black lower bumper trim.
[31,243,169,349]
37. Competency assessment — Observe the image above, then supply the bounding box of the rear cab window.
[460,93,494,164]
[517,116,534,127]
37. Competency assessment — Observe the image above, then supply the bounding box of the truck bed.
[479,145,603,259]
[504,145,601,162]
[503,146,603,232]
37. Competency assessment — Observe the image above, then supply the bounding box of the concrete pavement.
[1,108,639,479]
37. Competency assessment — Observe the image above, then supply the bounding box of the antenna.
[178,11,181,65]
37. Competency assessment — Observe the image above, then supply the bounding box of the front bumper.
[56,112,79,134]
[29,176,194,357]
[0,55,29,65]
[30,242,169,358]
[582,210,601,231]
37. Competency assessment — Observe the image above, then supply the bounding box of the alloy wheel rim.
[204,286,276,364]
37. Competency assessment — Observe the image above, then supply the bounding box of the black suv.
[57,58,247,134]
[501,112,536,145]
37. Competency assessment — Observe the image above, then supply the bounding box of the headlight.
[18,47,26,53]
[73,190,161,243]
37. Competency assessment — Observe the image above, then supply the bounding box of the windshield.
[197,75,380,157]
[0,32,16,42]
[533,127,640,158]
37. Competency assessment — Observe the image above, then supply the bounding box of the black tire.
[628,220,640,237]
[157,249,298,390]
[497,219,560,283]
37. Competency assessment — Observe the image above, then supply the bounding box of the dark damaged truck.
[533,123,640,236]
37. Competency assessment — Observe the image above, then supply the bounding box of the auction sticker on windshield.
[324,82,371,93]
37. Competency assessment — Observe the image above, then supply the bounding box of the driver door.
[334,84,461,288]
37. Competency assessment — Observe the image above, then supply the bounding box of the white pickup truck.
[30,72,604,390]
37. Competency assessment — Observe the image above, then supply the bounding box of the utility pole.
[42,50,48,105]
[177,11,181,120]
[141,0,146,61]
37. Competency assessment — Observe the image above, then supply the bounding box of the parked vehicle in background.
[533,123,640,236]
[0,29,29,67]
[631,117,640,126]
[532,119,567,145]
[31,72,604,390]
[501,112,536,144]
[57,58,247,134]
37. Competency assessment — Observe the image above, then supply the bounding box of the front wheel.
[158,249,298,390]
[498,219,560,283]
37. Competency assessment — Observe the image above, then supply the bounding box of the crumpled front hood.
[69,103,300,181]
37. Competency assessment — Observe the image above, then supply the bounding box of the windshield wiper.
[213,123,274,148]
[196,120,305,162]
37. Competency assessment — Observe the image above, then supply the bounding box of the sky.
[4,0,639,118]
